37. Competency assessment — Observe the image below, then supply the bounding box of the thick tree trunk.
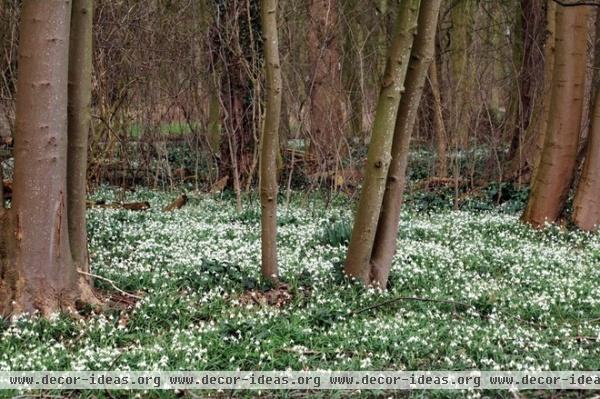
[522,4,593,227]
[344,0,421,284]
[67,0,93,275]
[1,0,96,317]
[307,0,346,167]
[429,58,447,178]
[573,90,600,231]
[260,0,281,282]
[369,0,442,288]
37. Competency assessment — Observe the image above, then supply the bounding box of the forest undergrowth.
[1,188,599,398]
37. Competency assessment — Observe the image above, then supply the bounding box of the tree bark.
[1,0,97,317]
[260,0,281,282]
[344,0,421,284]
[0,164,4,209]
[307,0,346,167]
[449,0,472,151]
[429,57,447,178]
[211,0,256,204]
[369,0,442,288]
[573,90,600,231]
[67,0,93,276]
[507,0,546,163]
[522,4,593,227]
[342,0,365,139]
[509,1,556,184]
[208,90,221,153]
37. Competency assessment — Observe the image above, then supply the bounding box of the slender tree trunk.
[67,0,93,276]
[522,4,593,227]
[507,0,545,163]
[573,90,600,231]
[1,0,96,317]
[429,58,447,178]
[375,0,390,79]
[489,2,505,116]
[260,0,281,282]
[369,0,442,288]
[0,164,4,209]
[449,0,472,151]
[343,0,365,139]
[208,90,221,153]
[211,0,256,203]
[344,0,421,284]
[307,0,346,168]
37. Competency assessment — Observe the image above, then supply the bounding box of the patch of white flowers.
[0,188,599,373]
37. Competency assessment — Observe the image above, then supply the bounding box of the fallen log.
[86,200,151,211]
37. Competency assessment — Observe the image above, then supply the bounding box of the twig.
[78,271,143,300]
[353,296,471,315]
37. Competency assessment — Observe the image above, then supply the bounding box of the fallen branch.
[353,296,471,315]
[86,200,151,211]
[78,270,143,300]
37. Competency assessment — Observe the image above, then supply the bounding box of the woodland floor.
[1,188,600,399]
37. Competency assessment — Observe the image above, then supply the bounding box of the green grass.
[128,122,197,138]
[1,188,599,398]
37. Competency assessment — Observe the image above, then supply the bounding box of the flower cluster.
[0,188,599,374]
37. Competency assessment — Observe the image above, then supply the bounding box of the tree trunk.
[307,0,346,168]
[449,0,472,151]
[0,164,4,209]
[573,90,600,231]
[429,58,447,178]
[507,0,546,163]
[1,0,96,317]
[375,0,390,79]
[344,0,421,284]
[342,0,365,139]
[369,0,442,288]
[208,90,221,153]
[509,0,556,184]
[211,0,256,202]
[260,0,281,282]
[67,0,93,276]
[522,4,593,227]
